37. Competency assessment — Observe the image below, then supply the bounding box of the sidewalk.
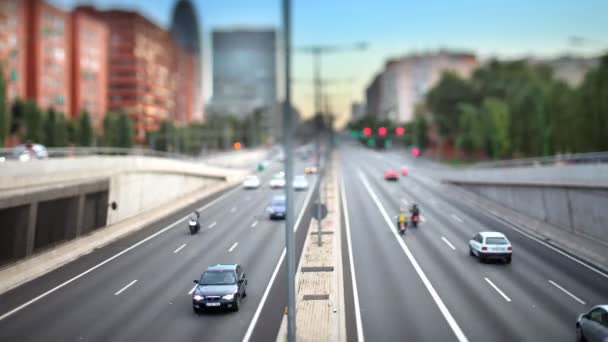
[276,154,346,342]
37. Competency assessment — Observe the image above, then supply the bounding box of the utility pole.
[282,0,296,341]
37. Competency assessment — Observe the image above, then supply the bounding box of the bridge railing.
[470,151,608,168]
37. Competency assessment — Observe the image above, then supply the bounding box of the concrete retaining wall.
[107,172,218,224]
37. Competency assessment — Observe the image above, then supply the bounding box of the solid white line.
[188,284,197,295]
[358,171,469,342]
[228,242,239,252]
[340,176,366,342]
[242,177,318,342]
[251,220,258,228]
[451,214,463,223]
[484,278,511,302]
[441,237,456,251]
[549,280,586,305]
[208,221,217,229]
[173,243,187,254]
[0,185,240,322]
[114,280,137,296]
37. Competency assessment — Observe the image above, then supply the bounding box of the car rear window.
[485,237,508,245]
[200,271,236,285]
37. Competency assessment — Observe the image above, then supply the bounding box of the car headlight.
[193,295,204,301]
[222,294,235,301]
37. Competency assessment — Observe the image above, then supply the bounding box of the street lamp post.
[281,1,296,341]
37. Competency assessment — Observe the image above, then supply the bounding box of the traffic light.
[363,127,372,136]
[395,127,405,136]
[378,126,387,136]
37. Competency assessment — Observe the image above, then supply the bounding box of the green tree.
[102,112,118,146]
[54,112,68,147]
[412,109,429,150]
[455,103,484,152]
[0,71,8,147]
[43,107,57,146]
[10,98,26,136]
[23,101,44,143]
[115,112,133,148]
[426,71,475,140]
[77,111,94,146]
[482,97,511,159]
[153,120,176,151]
[576,54,608,151]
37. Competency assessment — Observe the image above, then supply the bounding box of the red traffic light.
[363,127,372,136]
[378,126,387,136]
[395,127,405,136]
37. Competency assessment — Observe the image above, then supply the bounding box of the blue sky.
[51,0,608,124]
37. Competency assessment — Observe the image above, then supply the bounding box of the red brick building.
[77,7,180,141]
[173,48,196,124]
[0,1,28,103]
[70,9,108,129]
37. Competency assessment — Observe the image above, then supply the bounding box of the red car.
[384,169,400,181]
[401,168,409,176]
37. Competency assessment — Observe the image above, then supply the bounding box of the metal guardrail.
[470,151,608,168]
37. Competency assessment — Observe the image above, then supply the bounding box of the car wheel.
[478,255,485,263]
[243,288,247,298]
[576,325,586,342]
[233,296,241,312]
[506,256,512,264]
[193,307,201,314]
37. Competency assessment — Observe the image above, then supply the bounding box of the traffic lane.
[357,150,594,340]
[377,151,608,306]
[340,156,458,342]
[244,171,325,342]
[0,181,275,341]
[116,187,312,342]
[354,159,550,341]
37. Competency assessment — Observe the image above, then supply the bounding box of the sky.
[51,0,608,126]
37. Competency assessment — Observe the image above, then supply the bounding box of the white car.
[242,175,261,189]
[292,175,309,191]
[269,173,286,189]
[469,231,512,263]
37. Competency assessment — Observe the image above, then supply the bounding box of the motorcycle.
[411,215,419,228]
[399,221,407,235]
[188,218,200,234]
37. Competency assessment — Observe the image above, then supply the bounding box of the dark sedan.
[192,264,247,312]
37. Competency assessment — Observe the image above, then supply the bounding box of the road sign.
[311,202,328,220]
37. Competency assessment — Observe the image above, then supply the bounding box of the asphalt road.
[0,158,318,342]
[339,141,608,342]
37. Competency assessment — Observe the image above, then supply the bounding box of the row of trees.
[423,54,608,159]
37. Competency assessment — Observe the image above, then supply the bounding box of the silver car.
[577,305,608,342]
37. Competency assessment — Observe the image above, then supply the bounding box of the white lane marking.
[358,172,469,342]
[484,278,511,302]
[208,221,217,229]
[420,215,426,222]
[228,242,239,253]
[243,177,318,342]
[230,207,237,213]
[173,243,187,254]
[340,176,365,342]
[188,284,197,295]
[548,280,586,305]
[0,185,240,322]
[251,220,258,228]
[401,198,408,206]
[441,237,456,251]
[114,280,137,296]
[451,214,463,223]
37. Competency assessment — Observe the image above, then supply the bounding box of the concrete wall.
[107,172,216,224]
[436,163,608,248]
[464,184,608,244]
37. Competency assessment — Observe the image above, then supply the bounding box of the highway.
[0,158,318,342]
[340,141,608,341]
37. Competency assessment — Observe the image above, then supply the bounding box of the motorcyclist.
[410,204,420,217]
[189,211,201,231]
[397,208,408,228]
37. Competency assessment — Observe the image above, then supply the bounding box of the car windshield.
[485,237,508,245]
[294,176,306,182]
[200,271,236,285]
[272,198,285,206]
